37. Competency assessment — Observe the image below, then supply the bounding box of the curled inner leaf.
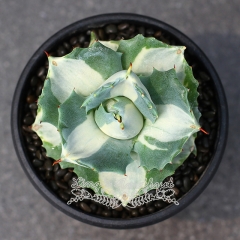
[95,97,144,140]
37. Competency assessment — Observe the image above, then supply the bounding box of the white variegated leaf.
[82,70,158,123]
[95,97,144,140]
[99,160,146,206]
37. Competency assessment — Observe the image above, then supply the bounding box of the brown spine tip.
[44,51,49,57]
[200,127,209,135]
[124,174,127,176]
[52,159,62,166]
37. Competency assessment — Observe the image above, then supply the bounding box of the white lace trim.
[67,177,179,208]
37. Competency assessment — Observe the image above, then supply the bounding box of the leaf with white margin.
[47,41,122,103]
[82,70,158,123]
[95,97,144,140]
[140,134,196,194]
[58,91,134,174]
[134,69,200,170]
[32,79,61,159]
[32,108,61,159]
[89,31,120,51]
[99,40,120,51]
[117,34,200,120]
[99,160,146,206]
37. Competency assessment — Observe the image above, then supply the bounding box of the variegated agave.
[32,33,203,206]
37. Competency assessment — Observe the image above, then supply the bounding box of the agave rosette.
[32,34,201,206]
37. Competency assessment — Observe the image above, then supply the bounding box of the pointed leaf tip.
[52,159,62,166]
[200,128,209,135]
[44,51,49,57]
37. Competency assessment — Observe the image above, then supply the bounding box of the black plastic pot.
[11,13,228,229]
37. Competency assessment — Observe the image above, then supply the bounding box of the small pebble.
[32,158,43,167]
[30,76,39,86]
[118,23,129,30]
[105,24,117,34]
[183,177,191,191]
[23,116,34,125]
[102,210,112,217]
[56,180,68,190]
[89,203,97,213]
[37,67,46,78]
[139,206,147,215]
[58,191,70,201]
[196,165,205,175]
[44,159,53,171]
[56,169,68,178]
[50,180,58,191]
[64,172,73,182]
[131,210,139,217]
[70,37,78,45]
[147,206,156,213]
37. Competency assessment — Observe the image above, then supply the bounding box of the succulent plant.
[32,33,203,206]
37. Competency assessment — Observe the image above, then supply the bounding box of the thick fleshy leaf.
[58,90,87,144]
[90,31,120,51]
[99,40,120,51]
[58,91,134,174]
[47,42,122,103]
[118,34,184,77]
[183,62,201,121]
[134,69,200,170]
[141,134,196,193]
[99,160,146,206]
[37,79,60,126]
[117,34,200,120]
[32,80,61,159]
[95,97,144,140]
[32,109,62,159]
[82,70,158,123]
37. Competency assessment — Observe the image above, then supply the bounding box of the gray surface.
[1,0,239,239]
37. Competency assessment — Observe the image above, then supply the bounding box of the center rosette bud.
[94,97,144,140]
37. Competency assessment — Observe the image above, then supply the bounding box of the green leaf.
[143,134,196,193]
[117,34,200,121]
[117,34,184,78]
[32,109,61,159]
[99,40,120,51]
[79,137,134,173]
[82,70,158,123]
[47,42,122,103]
[134,69,200,170]
[99,160,146,206]
[141,68,190,114]
[183,62,201,121]
[58,90,87,143]
[37,79,60,126]
[32,79,61,159]
[59,91,134,174]
[90,31,120,51]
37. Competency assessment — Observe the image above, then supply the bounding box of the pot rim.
[11,13,228,229]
